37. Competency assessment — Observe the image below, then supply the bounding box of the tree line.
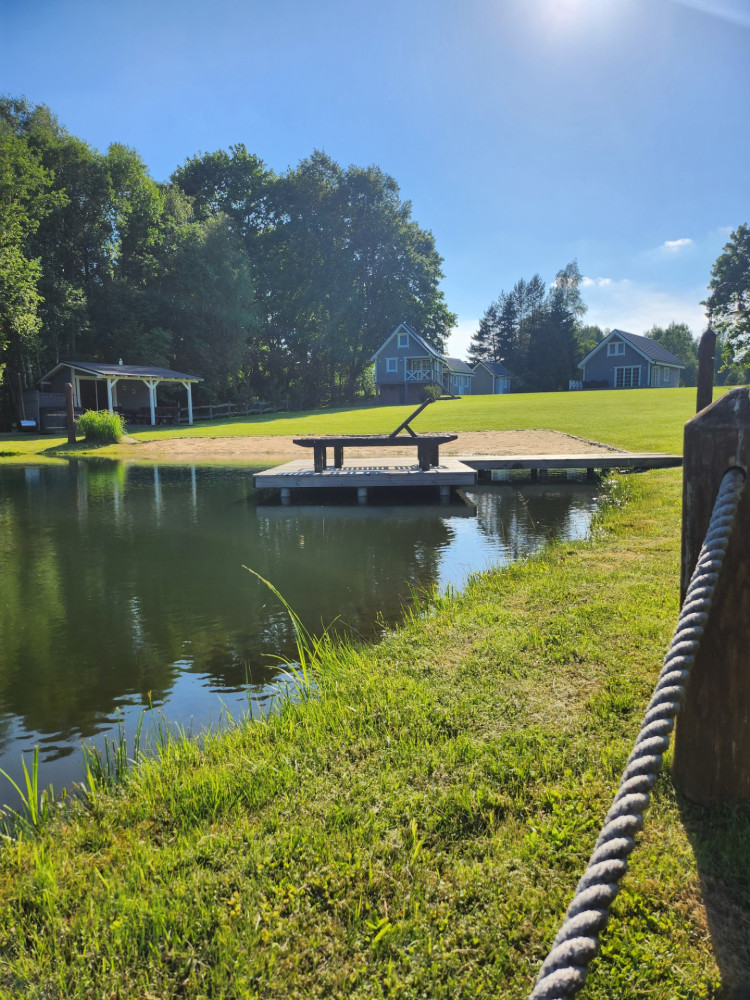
[467,260,704,391]
[0,97,455,420]
[4,94,744,424]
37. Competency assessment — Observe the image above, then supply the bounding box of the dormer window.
[397,333,409,348]
[607,340,625,357]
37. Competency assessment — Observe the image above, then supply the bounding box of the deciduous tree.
[645,321,698,386]
[705,223,750,362]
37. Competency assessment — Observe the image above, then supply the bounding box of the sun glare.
[540,0,624,39]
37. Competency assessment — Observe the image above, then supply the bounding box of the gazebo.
[38,361,204,425]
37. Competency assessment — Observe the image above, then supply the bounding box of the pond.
[0,460,601,806]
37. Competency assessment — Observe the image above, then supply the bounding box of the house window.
[663,368,670,384]
[615,366,640,388]
[651,366,661,386]
[397,333,409,348]
[607,341,625,357]
[385,357,398,373]
[408,358,432,372]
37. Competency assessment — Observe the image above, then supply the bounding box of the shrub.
[422,383,443,403]
[76,409,126,444]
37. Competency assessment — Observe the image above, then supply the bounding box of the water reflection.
[0,461,599,802]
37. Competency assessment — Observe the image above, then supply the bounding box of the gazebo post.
[106,377,117,413]
[182,380,194,425]
[145,379,158,425]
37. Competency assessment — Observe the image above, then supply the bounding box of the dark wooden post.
[695,326,717,413]
[673,387,750,804]
[16,372,26,420]
[65,382,76,444]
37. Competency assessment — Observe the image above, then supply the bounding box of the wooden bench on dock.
[293,397,459,473]
[293,433,458,472]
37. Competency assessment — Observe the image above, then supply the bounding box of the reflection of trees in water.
[0,464,454,741]
[0,465,598,750]
[469,483,595,562]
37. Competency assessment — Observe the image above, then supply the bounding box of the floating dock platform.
[253,451,682,503]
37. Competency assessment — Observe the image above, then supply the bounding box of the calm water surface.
[0,460,600,803]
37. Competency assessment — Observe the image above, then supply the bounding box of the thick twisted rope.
[529,465,745,1000]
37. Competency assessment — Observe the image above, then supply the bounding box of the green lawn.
[0,386,726,462]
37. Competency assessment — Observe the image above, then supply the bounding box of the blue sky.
[2,0,748,357]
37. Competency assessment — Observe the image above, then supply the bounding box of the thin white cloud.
[582,277,707,337]
[662,237,694,252]
[582,276,612,287]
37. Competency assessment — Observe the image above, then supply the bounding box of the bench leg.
[417,444,440,470]
[313,443,327,473]
[333,445,344,468]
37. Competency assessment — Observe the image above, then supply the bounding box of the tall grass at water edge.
[0,572,321,834]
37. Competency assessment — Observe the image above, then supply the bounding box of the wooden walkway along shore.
[253,451,682,503]
[460,452,682,480]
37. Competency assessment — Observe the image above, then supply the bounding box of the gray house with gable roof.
[578,329,685,389]
[370,322,475,404]
[471,360,513,395]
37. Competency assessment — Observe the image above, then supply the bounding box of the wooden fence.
[177,399,289,423]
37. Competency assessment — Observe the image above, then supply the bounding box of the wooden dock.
[458,452,682,479]
[253,450,682,502]
[254,457,475,503]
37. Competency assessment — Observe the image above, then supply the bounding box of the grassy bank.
[0,467,747,998]
[0,386,731,462]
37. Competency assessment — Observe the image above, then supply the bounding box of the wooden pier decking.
[253,450,682,502]
[458,452,682,476]
[254,457,475,502]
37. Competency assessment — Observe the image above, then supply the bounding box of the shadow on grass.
[679,796,750,999]
[0,431,125,460]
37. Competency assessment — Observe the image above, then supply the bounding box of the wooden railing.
[177,399,289,423]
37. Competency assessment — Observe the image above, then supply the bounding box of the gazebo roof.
[40,361,203,383]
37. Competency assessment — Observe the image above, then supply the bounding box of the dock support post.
[586,467,595,481]
[538,469,547,481]
[357,487,368,505]
[530,468,538,482]
[439,485,450,503]
[280,488,291,505]
[673,387,750,804]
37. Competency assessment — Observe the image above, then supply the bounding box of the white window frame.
[651,365,661,386]
[397,333,409,348]
[385,357,398,373]
[607,341,625,357]
[615,366,641,388]
[663,367,670,384]
[407,357,432,373]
